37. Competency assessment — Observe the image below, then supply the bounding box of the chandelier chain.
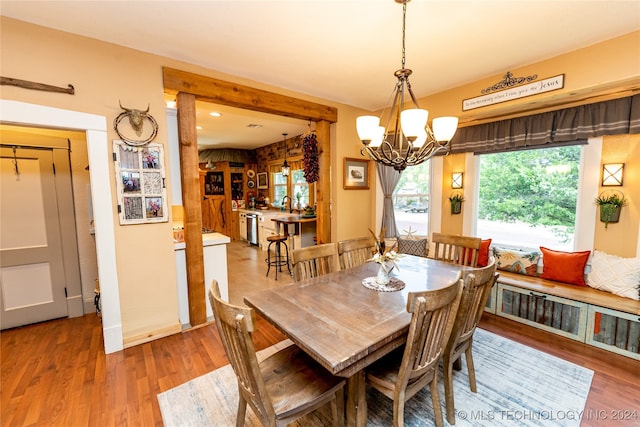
[401,0,407,70]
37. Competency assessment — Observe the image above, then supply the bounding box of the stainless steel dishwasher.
[246,213,259,246]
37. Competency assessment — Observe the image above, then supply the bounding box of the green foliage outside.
[478,146,580,242]
[478,146,580,241]
[395,162,430,194]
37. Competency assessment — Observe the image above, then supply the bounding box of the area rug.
[158,329,593,426]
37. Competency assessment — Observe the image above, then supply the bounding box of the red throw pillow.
[462,239,492,267]
[540,247,591,286]
[478,239,492,267]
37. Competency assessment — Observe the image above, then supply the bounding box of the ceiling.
[3,1,639,149]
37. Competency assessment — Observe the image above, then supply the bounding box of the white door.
[0,147,68,329]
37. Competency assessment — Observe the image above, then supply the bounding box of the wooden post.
[176,92,207,326]
[315,120,331,244]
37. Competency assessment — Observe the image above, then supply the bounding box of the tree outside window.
[477,146,580,250]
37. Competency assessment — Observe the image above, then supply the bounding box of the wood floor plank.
[1,241,638,426]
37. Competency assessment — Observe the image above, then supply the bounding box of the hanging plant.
[594,191,627,228]
[303,133,319,183]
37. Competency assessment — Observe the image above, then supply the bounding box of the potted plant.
[594,192,627,228]
[449,193,465,215]
[295,192,302,210]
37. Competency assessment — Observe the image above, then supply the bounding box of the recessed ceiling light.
[247,124,262,129]
[196,126,203,130]
[210,112,221,117]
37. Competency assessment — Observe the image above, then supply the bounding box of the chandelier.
[356,0,458,171]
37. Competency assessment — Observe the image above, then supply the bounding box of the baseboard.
[66,294,84,318]
[123,323,182,349]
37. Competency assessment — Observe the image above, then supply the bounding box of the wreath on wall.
[303,133,319,183]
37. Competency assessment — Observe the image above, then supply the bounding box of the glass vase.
[376,261,394,285]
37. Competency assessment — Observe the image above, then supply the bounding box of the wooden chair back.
[442,259,499,424]
[364,275,463,427]
[208,281,276,425]
[292,243,341,281]
[401,277,463,396]
[209,281,346,426]
[431,232,482,267]
[337,237,375,269]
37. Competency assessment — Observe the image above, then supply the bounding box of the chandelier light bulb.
[432,116,459,143]
[412,128,428,148]
[370,126,385,148]
[356,115,380,144]
[400,109,428,140]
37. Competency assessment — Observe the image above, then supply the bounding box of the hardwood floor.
[2,241,638,426]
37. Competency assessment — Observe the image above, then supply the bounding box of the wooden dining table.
[244,255,468,427]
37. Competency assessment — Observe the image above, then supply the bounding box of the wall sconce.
[602,163,624,186]
[452,172,463,189]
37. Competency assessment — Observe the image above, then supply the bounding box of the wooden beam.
[163,67,337,123]
[315,120,331,244]
[176,92,207,326]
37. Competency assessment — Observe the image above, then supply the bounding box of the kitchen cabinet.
[200,162,246,240]
[174,233,230,327]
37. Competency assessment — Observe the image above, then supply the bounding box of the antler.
[119,100,131,112]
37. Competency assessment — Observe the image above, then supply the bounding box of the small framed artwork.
[344,157,370,190]
[257,172,268,189]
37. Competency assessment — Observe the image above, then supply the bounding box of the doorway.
[0,146,71,329]
[0,99,123,353]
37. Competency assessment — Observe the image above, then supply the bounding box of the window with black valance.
[450,94,640,154]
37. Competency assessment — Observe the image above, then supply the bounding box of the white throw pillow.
[587,250,640,300]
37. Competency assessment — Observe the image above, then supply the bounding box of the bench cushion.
[540,247,591,287]
[587,250,640,301]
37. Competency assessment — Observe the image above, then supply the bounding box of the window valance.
[450,94,640,154]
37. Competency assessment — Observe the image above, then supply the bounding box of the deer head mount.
[114,101,158,147]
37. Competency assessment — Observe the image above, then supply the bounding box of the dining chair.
[291,242,341,281]
[442,259,498,425]
[431,232,482,267]
[364,274,464,427]
[337,236,376,269]
[208,280,346,427]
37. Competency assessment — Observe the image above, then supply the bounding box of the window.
[292,169,310,208]
[393,162,430,235]
[270,160,312,209]
[272,171,288,206]
[476,145,581,250]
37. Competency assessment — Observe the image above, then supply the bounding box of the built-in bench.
[484,270,640,360]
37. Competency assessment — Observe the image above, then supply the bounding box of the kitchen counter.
[271,215,317,225]
[271,215,317,250]
[174,231,230,327]
[173,231,230,250]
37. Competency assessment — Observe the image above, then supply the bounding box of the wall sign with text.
[463,73,565,111]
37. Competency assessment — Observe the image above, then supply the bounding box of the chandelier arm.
[405,79,421,109]
[384,80,403,140]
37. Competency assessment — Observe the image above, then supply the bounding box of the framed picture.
[344,157,370,190]
[257,172,268,189]
[113,140,168,225]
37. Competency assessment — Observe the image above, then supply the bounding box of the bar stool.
[265,235,291,280]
